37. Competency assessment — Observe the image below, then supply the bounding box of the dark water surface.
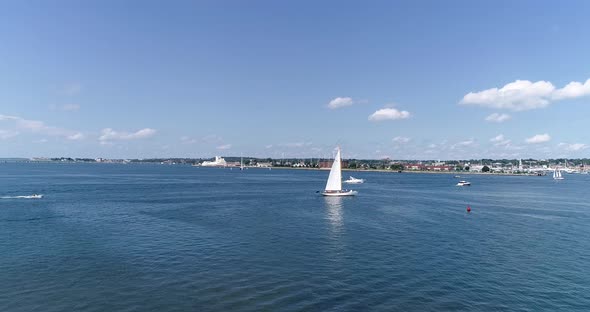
[1,163,590,311]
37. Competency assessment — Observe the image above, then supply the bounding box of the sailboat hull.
[321,190,358,196]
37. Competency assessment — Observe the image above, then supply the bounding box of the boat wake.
[1,194,43,199]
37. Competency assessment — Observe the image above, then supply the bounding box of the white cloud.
[0,114,83,140]
[461,78,590,111]
[558,142,588,152]
[485,113,511,123]
[490,134,504,143]
[553,79,590,100]
[368,108,411,121]
[99,128,156,142]
[67,132,85,140]
[216,144,232,150]
[490,134,511,146]
[265,144,273,149]
[0,129,19,139]
[328,97,355,109]
[525,133,551,144]
[392,136,411,144]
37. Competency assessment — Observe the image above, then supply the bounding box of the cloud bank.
[0,114,83,140]
[558,142,588,152]
[461,78,590,111]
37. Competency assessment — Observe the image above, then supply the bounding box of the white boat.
[201,156,227,167]
[456,180,471,186]
[322,147,357,196]
[553,168,564,180]
[344,176,364,184]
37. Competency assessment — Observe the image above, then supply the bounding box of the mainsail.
[325,148,342,191]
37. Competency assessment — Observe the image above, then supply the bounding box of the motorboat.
[344,176,364,184]
[200,156,227,167]
[456,181,471,186]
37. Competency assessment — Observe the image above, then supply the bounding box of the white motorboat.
[344,176,364,184]
[321,147,357,196]
[201,156,227,167]
[456,181,471,186]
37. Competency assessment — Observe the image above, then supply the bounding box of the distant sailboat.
[553,167,564,180]
[240,154,244,171]
[321,147,357,196]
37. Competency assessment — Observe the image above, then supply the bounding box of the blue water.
[1,163,590,311]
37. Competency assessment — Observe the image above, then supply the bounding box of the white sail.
[325,148,342,191]
[553,168,563,179]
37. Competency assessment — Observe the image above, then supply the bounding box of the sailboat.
[321,147,357,196]
[553,167,564,180]
[240,154,244,171]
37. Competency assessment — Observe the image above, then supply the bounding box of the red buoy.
[467,205,471,213]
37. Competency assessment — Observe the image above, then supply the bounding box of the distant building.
[319,160,348,169]
[425,165,452,171]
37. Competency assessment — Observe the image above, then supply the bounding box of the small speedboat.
[344,176,364,184]
[456,181,471,186]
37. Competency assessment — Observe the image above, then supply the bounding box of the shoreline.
[265,166,542,176]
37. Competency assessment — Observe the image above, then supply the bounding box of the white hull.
[344,178,364,184]
[321,190,358,196]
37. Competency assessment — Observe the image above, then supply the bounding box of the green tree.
[389,164,404,171]
[482,165,490,172]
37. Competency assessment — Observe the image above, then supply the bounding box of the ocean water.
[1,163,590,311]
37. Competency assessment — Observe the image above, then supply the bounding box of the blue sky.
[1,0,590,159]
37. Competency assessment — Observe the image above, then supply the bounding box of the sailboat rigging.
[553,167,564,180]
[321,147,357,196]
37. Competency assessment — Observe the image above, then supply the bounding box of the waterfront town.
[4,156,588,174]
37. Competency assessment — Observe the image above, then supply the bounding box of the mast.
[324,147,343,191]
